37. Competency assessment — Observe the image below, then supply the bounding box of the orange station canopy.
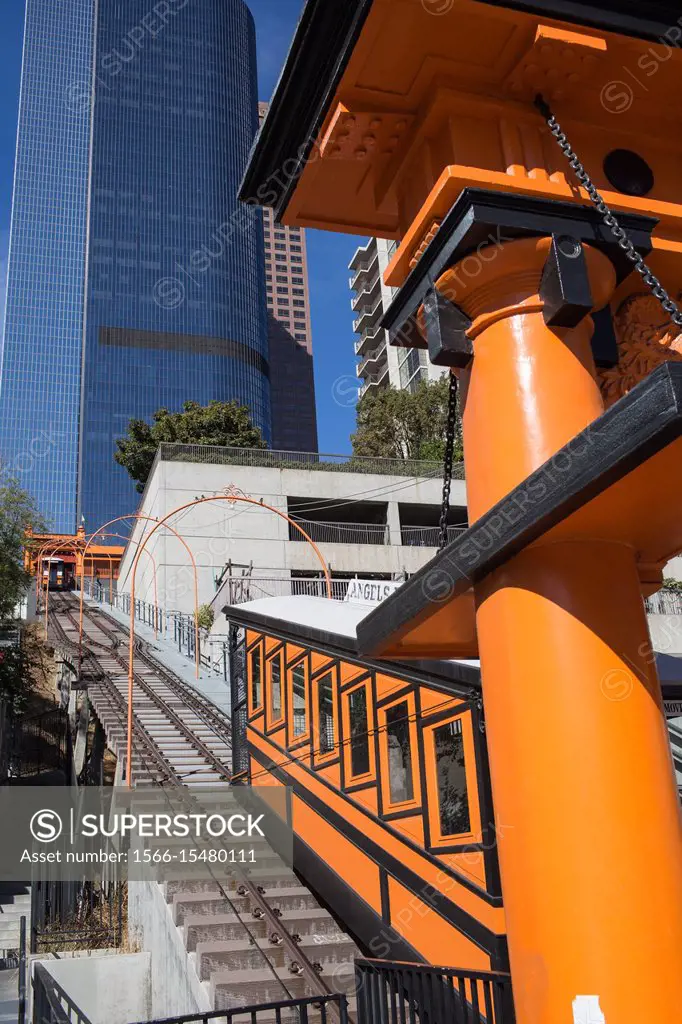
[242,0,682,289]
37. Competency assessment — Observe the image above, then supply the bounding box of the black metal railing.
[31,879,124,954]
[355,959,515,1024]
[32,963,93,1024]
[9,708,72,780]
[130,994,349,1024]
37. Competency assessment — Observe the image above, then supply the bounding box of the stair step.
[184,908,342,952]
[212,966,356,1011]
[173,889,320,926]
[166,872,298,901]
[197,935,358,980]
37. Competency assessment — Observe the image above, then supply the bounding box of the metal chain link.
[535,94,682,327]
[439,371,459,551]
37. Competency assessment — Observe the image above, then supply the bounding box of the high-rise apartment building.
[0,0,268,532]
[258,103,317,453]
[350,237,446,397]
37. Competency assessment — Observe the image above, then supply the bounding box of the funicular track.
[47,593,357,1018]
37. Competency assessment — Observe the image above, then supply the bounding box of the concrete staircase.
[0,885,29,959]
[167,840,359,1017]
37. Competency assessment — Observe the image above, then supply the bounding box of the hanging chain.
[439,371,459,551]
[534,94,682,328]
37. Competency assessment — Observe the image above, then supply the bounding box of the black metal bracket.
[384,187,655,354]
[422,288,473,368]
[540,234,593,329]
[590,306,620,369]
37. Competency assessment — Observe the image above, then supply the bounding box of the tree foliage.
[196,604,215,632]
[351,377,463,464]
[0,477,46,710]
[115,400,267,493]
[0,478,46,623]
[0,645,33,712]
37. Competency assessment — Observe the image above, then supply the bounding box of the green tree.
[115,400,267,493]
[196,604,215,631]
[351,377,463,463]
[0,478,46,623]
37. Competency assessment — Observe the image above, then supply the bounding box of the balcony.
[351,269,381,311]
[353,297,384,334]
[363,362,390,390]
[358,342,388,377]
[355,325,384,355]
[289,518,390,545]
[348,237,376,272]
[349,249,380,290]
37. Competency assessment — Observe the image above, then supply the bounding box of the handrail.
[129,993,349,1024]
[153,441,454,479]
[354,958,515,1023]
[32,963,94,1024]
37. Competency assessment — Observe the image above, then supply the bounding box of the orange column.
[448,237,682,1021]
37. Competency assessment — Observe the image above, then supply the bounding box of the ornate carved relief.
[599,293,682,407]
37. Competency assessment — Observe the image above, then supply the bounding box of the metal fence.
[646,589,682,615]
[31,879,124,954]
[355,959,515,1024]
[289,519,390,546]
[131,995,349,1024]
[154,442,464,480]
[9,708,72,781]
[32,963,93,1024]
[401,525,467,548]
[80,579,227,678]
[222,576,350,605]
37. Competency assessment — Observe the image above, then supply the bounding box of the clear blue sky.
[0,0,364,454]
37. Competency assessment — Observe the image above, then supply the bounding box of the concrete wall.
[34,953,152,1024]
[649,615,682,656]
[118,459,468,615]
[128,879,211,1018]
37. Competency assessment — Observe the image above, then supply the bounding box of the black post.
[18,915,26,1024]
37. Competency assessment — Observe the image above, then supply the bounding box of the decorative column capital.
[599,292,682,407]
[433,236,616,341]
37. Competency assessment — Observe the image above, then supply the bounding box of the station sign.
[344,578,403,606]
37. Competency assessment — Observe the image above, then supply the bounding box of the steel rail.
[49,594,345,1020]
[56,599,231,782]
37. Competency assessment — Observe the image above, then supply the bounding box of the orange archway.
[124,493,332,787]
[80,514,200,683]
[39,540,83,638]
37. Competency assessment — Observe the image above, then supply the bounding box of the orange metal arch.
[34,539,81,603]
[86,530,159,633]
[80,514,200,684]
[124,494,332,787]
[39,541,83,638]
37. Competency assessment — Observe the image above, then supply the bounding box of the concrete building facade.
[350,238,446,397]
[117,443,467,615]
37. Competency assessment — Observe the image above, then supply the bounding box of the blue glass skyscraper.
[0,0,269,532]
